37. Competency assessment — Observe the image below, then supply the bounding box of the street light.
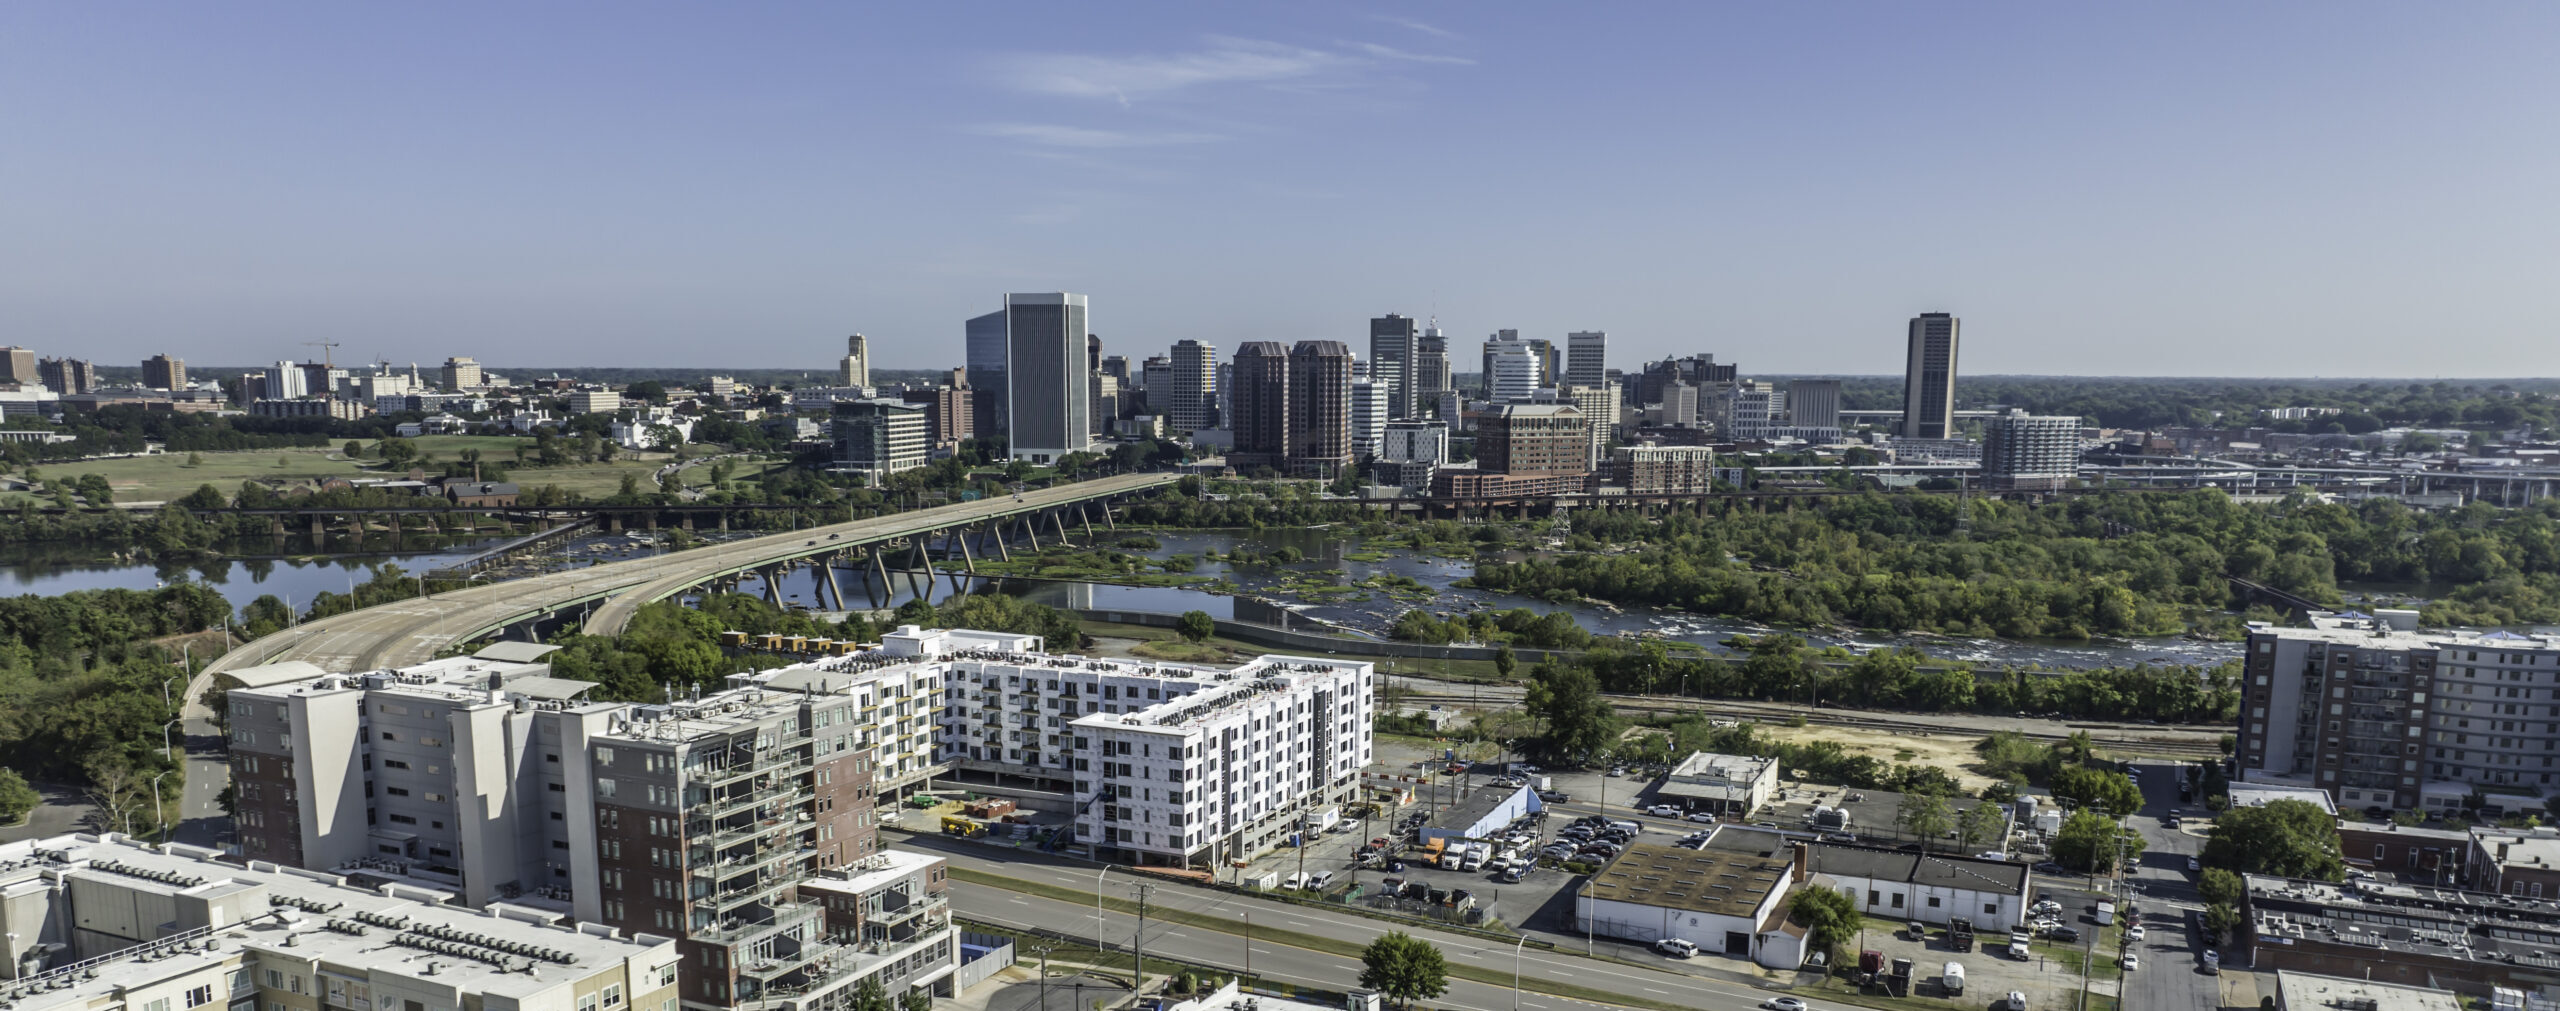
[149,770,172,842]
[1511,936,1527,1011]
[1094,865,1115,971]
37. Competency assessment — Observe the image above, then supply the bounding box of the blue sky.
[6,3,2557,376]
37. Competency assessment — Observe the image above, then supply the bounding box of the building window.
[187,986,214,1008]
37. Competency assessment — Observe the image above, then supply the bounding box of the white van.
[1607,819,1642,835]
[1942,962,1966,996]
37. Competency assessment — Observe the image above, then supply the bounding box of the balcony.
[729,925,955,1011]
[695,902,823,946]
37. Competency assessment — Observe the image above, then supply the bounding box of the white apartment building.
[0,834,680,1011]
[1486,343,1543,401]
[1350,377,1389,458]
[1381,419,1450,465]
[852,626,1375,869]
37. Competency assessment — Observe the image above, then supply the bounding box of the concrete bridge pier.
[761,566,784,606]
[1021,516,1041,552]
[1051,509,1072,545]
[871,552,895,608]
[1078,504,1094,538]
[822,559,847,612]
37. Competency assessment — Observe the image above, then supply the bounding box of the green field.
[32,440,767,505]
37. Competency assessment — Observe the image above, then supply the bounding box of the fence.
[955,930,1017,992]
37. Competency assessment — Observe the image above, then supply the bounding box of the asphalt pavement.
[2117,761,2223,1011]
[898,831,1825,1011]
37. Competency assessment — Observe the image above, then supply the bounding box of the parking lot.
[1832,887,2116,1010]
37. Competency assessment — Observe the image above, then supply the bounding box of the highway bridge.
[203,471,1176,676]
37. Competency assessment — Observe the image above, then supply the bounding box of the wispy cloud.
[966,123,1225,149]
[1370,14,1458,39]
[996,37,1352,106]
[1341,41,1474,65]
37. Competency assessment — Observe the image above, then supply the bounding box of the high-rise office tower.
[1350,377,1389,459]
[1087,337,1122,433]
[1003,293,1091,463]
[1369,314,1417,419]
[1980,409,2081,490]
[1566,331,1607,388]
[1561,383,1620,469]
[38,357,97,395]
[1480,329,1518,391]
[1168,339,1217,432]
[1229,342,1291,472]
[0,348,34,386]
[1901,312,1960,439]
[840,333,871,389]
[1138,355,1172,414]
[1286,341,1355,478]
[1788,379,1843,434]
[141,354,187,390]
[1485,340,1544,401]
[966,310,1008,436]
[1413,322,1451,412]
[833,398,930,477]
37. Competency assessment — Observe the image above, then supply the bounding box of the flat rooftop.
[2229,782,2340,815]
[2247,873,2560,969]
[2276,970,2461,1011]
[0,834,671,1009]
[1580,836,1790,920]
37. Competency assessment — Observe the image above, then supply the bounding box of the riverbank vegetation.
[0,582,233,834]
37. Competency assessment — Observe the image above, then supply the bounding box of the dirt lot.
[1755,723,2001,793]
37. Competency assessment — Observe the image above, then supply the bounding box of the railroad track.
[1398,690,2228,760]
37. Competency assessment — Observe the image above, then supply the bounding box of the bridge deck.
[204,472,1176,675]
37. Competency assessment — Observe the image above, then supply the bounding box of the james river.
[2,527,2243,670]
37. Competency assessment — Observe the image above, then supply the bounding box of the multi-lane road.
[898,832,1822,1011]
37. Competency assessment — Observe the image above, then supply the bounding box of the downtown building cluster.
[207,626,1373,1010]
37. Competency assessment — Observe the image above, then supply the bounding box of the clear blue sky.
[7,3,2557,376]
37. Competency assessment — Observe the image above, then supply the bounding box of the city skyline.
[6,4,2559,375]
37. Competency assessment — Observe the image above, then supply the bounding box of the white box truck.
[1304,805,1341,835]
[2096,901,2117,926]
[1942,962,1966,996]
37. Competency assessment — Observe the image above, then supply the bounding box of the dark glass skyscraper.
[1900,312,1961,439]
[966,309,1008,435]
[1368,313,1416,419]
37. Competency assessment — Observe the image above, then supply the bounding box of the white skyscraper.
[839,333,871,389]
[263,360,307,399]
[1351,376,1389,458]
[1486,339,1543,401]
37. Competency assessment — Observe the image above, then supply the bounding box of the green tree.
[897,988,932,1011]
[1789,886,1861,964]
[2202,901,2241,942]
[0,767,37,822]
[1176,610,1215,644]
[1896,792,1954,850]
[1522,662,1615,765]
[2051,765,2146,818]
[2198,868,2244,908]
[1356,932,1448,1011]
[1956,798,2006,851]
[186,451,206,468]
[2203,799,2346,880]
[2052,809,2141,873]
[851,978,889,1011]
[342,440,364,459]
[1495,644,1517,679]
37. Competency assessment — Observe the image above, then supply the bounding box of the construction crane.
[302,340,341,368]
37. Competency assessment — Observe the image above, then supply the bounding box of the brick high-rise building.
[38,356,97,394]
[1478,403,1589,477]
[0,347,34,386]
[1228,342,1290,473]
[1285,340,1353,479]
[902,385,975,446]
[142,353,188,390]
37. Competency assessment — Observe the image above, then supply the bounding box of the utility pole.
[1032,944,1053,1011]
[1130,883,1152,997]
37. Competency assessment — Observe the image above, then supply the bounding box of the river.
[732,527,2243,671]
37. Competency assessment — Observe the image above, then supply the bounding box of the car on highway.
[1761,999,1806,1011]
[1651,937,1696,957]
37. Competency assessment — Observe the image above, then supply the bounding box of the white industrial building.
[1660,751,1781,815]
[0,833,680,1011]
[1573,833,1808,969]
[1806,843,2033,930]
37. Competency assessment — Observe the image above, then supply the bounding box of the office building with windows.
[832,399,931,478]
[1980,409,2082,490]
[1166,340,1217,433]
[1369,314,1416,419]
[1565,331,1607,388]
[1485,340,1543,401]
[1001,293,1091,464]
[440,357,484,393]
[1412,324,1451,412]
[38,357,97,395]
[1227,342,1290,473]
[1350,377,1389,459]
[0,347,35,386]
[1787,379,1843,440]
[0,833,681,1011]
[965,310,1008,437]
[1285,340,1354,479]
[1900,313,1960,439]
[838,335,870,390]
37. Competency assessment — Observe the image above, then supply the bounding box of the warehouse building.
[1573,832,1808,968]
[1807,843,2033,930]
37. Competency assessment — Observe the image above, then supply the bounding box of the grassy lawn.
[44,446,367,504]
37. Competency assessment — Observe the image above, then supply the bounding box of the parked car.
[2126,926,2146,943]
[1761,1000,1806,1011]
[2120,952,2139,971]
[2042,925,2080,942]
[2202,949,2221,974]
[1652,938,1697,958]
[2187,856,2201,872]
[2006,991,2028,1011]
